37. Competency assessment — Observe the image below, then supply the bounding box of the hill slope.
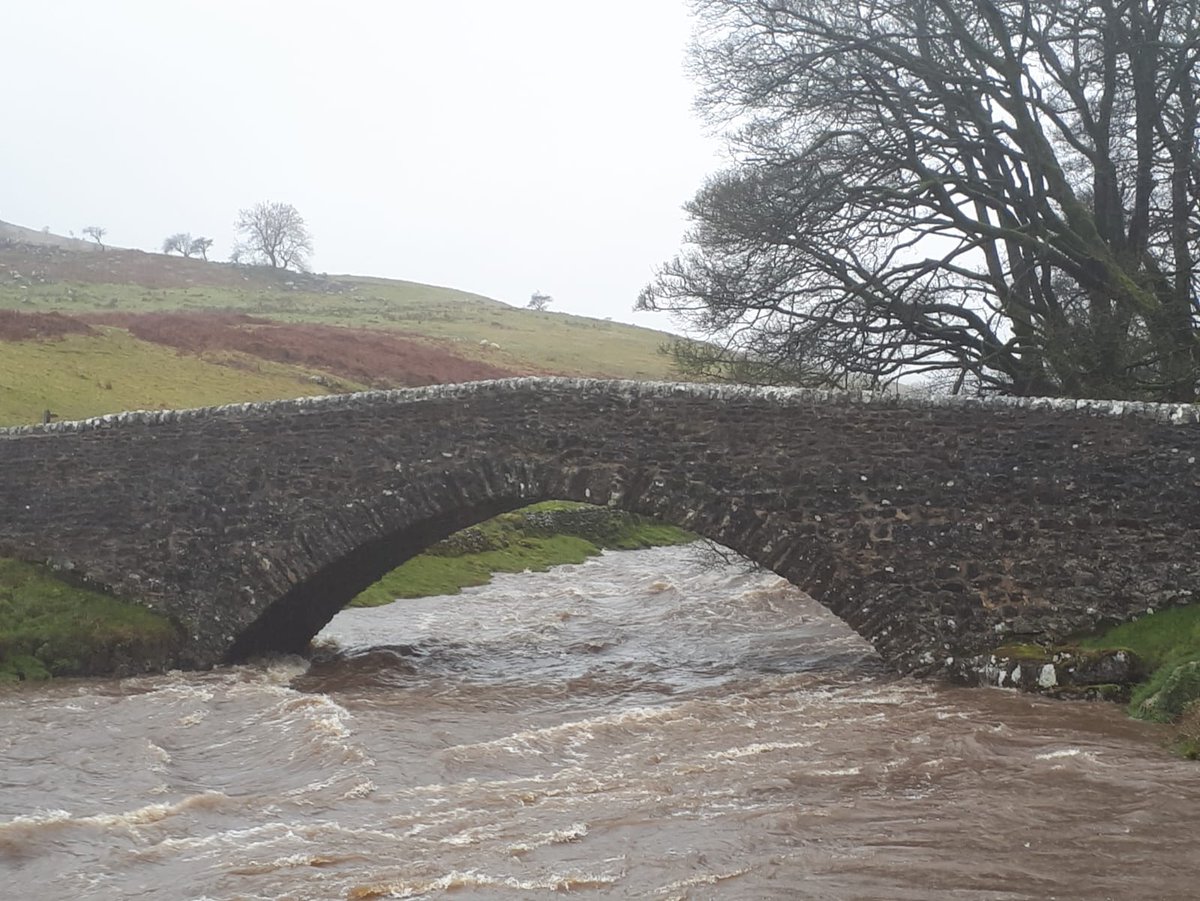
[0,219,100,252]
[0,240,683,425]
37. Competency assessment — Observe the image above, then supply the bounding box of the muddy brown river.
[2,544,1197,900]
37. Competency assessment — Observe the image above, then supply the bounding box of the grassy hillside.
[0,242,682,426]
[1,281,673,379]
[0,328,352,424]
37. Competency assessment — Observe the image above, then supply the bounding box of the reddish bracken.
[0,310,94,341]
[87,311,529,387]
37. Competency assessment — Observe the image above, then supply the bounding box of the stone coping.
[2,377,1198,437]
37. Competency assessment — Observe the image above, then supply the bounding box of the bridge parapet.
[3,377,1199,438]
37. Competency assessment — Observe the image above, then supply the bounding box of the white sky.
[3,1,721,328]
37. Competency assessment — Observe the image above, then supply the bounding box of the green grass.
[349,503,695,607]
[351,534,602,607]
[0,329,350,426]
[609,521,696,550]
[1080,605,1200,755]
[0,558,180,681]
[1079,605,1200,671]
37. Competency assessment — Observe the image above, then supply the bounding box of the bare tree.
[162,233,194,256]
[232,201,313,271]
[81,226,106,249]
[162,233,214,260]
[527,291,554,311]
[189,236,213,261]
[687,537,764,575]
[641,0,1200,401]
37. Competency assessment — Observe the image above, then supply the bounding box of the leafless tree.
[163,233,214,260]
[162,233,194,256]
[81,226,106,249]
[189,236,213,261]
[687,537,764,575]
[232,201,313,271]
[527,290,554,311]
[641,0,1200,401]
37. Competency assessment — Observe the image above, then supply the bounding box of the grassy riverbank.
[0,558,181,681]
[348,502,695,607]
[1080,606,1200,757]
[0,504,694,680]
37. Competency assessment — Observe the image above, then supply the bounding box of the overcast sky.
[4,1,721,328]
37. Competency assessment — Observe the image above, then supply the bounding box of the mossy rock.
[983,642,1144,699]
[993,643,1054,664]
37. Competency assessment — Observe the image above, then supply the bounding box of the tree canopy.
[233,202,313,271]
[163,233,213,260]
[640,0,1200,400]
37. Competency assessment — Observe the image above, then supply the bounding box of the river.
[2,544,1197,900]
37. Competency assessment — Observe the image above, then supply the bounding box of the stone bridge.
[1,378,1198,680]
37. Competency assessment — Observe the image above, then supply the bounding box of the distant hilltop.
[0,219,102,252]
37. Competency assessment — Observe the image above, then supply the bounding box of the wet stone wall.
[0,378,1198,678]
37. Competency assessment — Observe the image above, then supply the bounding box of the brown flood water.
[1,543,1196,900]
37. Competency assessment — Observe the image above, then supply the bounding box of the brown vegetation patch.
[0,310,94,341]
[89,312,526,387]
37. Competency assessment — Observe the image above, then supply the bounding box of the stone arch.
[222,453,859,672]
[1,378,1197,678]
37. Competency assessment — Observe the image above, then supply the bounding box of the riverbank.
[0,503,695,680]
[0,558,182,681]
[347,501,696,607]
[986,604,1200,758]
[1082,606,1200,758]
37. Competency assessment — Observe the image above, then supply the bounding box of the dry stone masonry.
[1,378,1198,679]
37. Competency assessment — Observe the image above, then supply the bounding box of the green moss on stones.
[993,643,1054,663]
[349,502,695,607]
[0,558,181,680]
